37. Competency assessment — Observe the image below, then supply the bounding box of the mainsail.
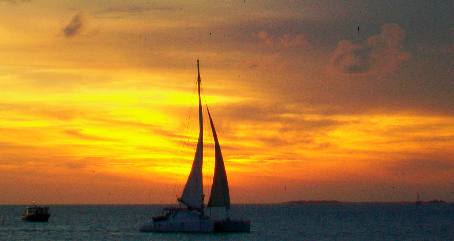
[179,60,204,210]
[207,107,230,209]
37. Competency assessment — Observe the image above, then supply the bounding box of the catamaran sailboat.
[139,60,250,233]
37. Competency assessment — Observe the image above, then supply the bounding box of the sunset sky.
[0,0,453,204]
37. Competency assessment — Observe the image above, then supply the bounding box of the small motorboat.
[22,205,50,222]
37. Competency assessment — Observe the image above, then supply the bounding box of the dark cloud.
[63,14,83,38]
[330,23,410,74]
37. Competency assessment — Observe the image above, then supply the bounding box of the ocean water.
[0,204,453,241]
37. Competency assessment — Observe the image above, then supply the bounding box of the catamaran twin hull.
[214,219,251,232]
[140,221,251,233]
[140,209,214,233]
[139,209,250,233]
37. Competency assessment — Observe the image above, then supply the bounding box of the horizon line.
[1,200,452,206]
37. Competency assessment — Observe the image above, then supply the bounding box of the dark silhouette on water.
[284,199,450,205]
[415,192,422,205]
[414,193,446,205]
[22,205,50,222]
[139,60,250,233]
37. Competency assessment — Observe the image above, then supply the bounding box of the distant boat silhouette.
[22,205,50,222]
[415,192,423,205]
[415,193,447,205]
[140,60,250,233]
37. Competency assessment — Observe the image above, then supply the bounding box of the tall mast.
[197,59,202,136]
[179,60,204,210]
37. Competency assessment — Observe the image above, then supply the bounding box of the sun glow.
[1,0,453,204]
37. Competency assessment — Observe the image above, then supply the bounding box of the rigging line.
[175,73,198,197]
[181,75,198,155]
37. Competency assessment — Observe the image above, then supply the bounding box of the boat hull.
[140,209,214,233]
[214,219,250,233]
[22,214,50,222]
[140,219,214,233]
[140,217,251,233]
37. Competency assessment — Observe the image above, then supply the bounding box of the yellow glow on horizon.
[1,1,453,204]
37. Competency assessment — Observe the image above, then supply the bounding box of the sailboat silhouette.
[140,60,250,233]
